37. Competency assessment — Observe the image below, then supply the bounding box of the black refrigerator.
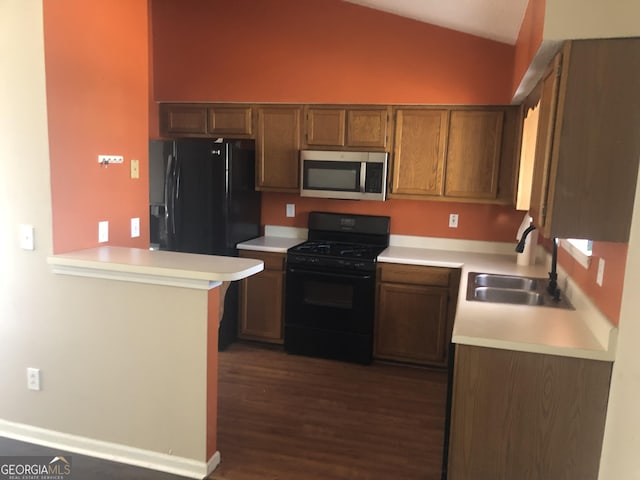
[149,138,261,350]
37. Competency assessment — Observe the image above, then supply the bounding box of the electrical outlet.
[19,224,35,250]
[449,214,459,228]
[27,367,41,391]
[131,217,140,238]
[286,204,295,218]
[597,258,605,286]
[98,221,109,243]
[98,155,124,165]
[130,159,139,179]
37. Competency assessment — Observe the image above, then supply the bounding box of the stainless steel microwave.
[300,150,388,201]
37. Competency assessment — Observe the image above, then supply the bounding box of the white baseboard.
[0,418,215,479]
[207,451,221,476]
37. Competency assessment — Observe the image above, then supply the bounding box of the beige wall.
[598,163,640,476]
[545,0,640,39]
[0,0,206,462]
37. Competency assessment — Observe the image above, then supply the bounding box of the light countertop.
[48,246,264,290]
[240,236,616,361]
[237,236,303,253]
[379,245,616,361]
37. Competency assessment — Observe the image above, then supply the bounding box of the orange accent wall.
[150,0,514,105]
[540,237,627,325]
[512,0,546,95]
[264,193,525,242]
[206,287,220,460]
[150,0,523,242]
[43,0,150,253]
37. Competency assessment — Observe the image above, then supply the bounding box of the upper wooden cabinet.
[391,109,448,196]
[160,104,208,135]
[528,38,640,241]
[304,106,390,150]
[305,108,346,146]
[445,110,504,199]
[207,105,253,137]
[160,103,253,138]
[389,106,519,203]
[256,106,302,192]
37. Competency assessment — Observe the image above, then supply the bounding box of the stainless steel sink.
[466,272,574,310]
[474,273,538,291]
[473,286,544,306]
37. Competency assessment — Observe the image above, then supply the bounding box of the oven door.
[284,265,376,363]
[285,266,375,333]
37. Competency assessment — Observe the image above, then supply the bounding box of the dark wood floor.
[213,343,448,480]
[0,343,448,480]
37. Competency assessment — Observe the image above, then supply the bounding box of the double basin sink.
[466,272,574,310]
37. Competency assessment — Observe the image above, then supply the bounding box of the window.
[560,238,592,268]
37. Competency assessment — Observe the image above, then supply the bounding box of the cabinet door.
[305,108,346,146]
[448,345,611,480]
[445,110,504,199]
[161,104,207,135]
[238,251,285,344]
[391,109,448,196]
[529,54,562,236]
[346,108,389,149]
[256,106,302,191]
[207,106,253,137]
[375,282,449,366]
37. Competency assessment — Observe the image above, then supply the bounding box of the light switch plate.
[19,224,35,250]
[130,159,139,179]
[98,221,109,243]
[131,217,140,238]
[286,204,295,218]
[597,258,605,286]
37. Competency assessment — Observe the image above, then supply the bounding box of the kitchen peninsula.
[45,246,263,479]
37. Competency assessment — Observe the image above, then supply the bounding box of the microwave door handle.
[360,162,366,193]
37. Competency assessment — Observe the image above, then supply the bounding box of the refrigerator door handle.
[173,158,181,236]
[164,153,174,236]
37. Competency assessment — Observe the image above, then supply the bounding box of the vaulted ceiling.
[344,0,529,45]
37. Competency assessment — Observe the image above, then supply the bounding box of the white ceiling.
[344,0,530,45]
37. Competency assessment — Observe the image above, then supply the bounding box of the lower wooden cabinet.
[238,250,285,344]
[374,263,460,367]
[448,345,612,480]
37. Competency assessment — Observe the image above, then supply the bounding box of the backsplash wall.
[263,193,525,242]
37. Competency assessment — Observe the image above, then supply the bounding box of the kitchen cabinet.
[528,38,640,241]
[304,106,390,149]
[391,109,449,196]
[256,106,302,192]
[207,105,253,137]
[389,106,520,204]
[159,103,253,137]
[238,250,285,344]
[374,263,460,367]
[447,344,611,480]
[160,104,208,135]
[444,110,504,199]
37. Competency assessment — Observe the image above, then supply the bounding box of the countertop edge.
[47,247,264,289]
[452,335,616,362]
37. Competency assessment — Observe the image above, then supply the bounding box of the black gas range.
[284,212,390,364]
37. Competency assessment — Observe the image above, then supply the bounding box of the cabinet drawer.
[239,250,285,271]
[379,263,450,286]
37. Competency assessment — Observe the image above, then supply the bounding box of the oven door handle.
[287,267,373,281]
